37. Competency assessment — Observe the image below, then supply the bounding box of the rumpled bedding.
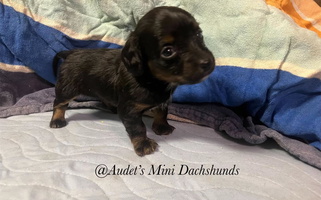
[266,0,321,37]
[1,0,321,169]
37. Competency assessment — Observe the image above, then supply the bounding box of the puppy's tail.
[52,51,73,78]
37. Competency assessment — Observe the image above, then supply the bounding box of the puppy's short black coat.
[50,6,215,156]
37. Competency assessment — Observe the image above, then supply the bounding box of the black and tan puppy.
[50,6,215,156]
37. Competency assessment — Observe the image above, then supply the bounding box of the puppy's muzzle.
[186,56,215,84]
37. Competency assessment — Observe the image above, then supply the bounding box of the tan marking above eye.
[162,35,174,44]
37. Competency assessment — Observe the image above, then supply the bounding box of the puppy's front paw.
[132,137,158,156]
[50,119,67,128]
[152,123,175,135]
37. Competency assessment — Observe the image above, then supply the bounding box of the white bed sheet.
[0,109,320,200]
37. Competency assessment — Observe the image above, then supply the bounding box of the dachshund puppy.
[50,6,215,156]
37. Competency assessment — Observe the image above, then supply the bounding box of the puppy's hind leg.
[50,74,79,128]
[50,97,74,128]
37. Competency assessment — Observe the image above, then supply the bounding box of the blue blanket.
[1,0,321,151]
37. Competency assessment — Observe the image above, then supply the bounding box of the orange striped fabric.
[266,0,321,37]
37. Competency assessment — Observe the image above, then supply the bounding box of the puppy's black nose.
[199,59,212,72]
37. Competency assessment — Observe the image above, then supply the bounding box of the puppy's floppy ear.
[121,33,143,76]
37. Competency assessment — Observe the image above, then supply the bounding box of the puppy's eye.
[161,46,176,59]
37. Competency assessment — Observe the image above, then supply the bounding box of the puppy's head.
[121,6,215,85]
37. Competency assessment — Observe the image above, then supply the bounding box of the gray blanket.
[1,70,320,170]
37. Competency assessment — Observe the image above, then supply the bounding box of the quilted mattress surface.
[0,109,320,200]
